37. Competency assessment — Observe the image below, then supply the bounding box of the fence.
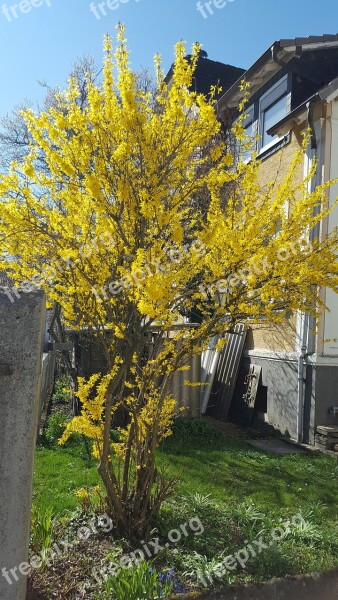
[78,323,247,419]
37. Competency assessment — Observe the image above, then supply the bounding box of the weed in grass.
[231,502,265,528]
[288,518,324,544]
[182,550,235,588]
[188,492,213,509]
[74,485,106,514]
[300,500,326,522]
[105,544,125,564]
[316,525,338,551]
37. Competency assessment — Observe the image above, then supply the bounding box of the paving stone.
[247,438,308,455]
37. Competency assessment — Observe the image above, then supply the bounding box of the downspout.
[297,313,309,443]
[297,98,317,443]
[271,43,287,69]
[307,99,318,150]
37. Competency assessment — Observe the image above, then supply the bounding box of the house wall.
[233,355,338,445]
[241,108,338,442]
[243,354,299,440]
[313,364,338,425]
[246,313,297,353]
[246,124,305,355]
[237,123,318,441]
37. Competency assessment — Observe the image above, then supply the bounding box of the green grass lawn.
[34,419,338,517]
[32,417,338,594]
[33,444,99,514]
[158,424,338,514]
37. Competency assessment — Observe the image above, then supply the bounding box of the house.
[165,49,245,99]
[214,35,338,445]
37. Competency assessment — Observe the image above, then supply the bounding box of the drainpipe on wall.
[296,99,319,443]
[297,312,309,443]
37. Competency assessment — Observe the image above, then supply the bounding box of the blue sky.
[1,0,338,118]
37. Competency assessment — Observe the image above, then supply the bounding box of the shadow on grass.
[158,425,338,513]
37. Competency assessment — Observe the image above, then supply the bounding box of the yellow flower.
[74,488,89,500]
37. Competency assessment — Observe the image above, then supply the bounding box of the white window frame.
[258,75,290,153]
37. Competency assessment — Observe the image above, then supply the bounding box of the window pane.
[262,95,287,147]
[245,122,253,138]
[242,121,253,162]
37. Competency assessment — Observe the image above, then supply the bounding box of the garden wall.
[176,567,338,600]
[0,290,46,600]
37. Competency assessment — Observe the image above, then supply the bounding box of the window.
[243,105,254,136]
[262,95,287,147]
[232,105,255,164]
[259,75,290,152]
[230,75,291,162]
[242,105,255,162]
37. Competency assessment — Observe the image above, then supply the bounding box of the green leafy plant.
[188,492,213,509]
[248,545,294,581]
[30,506,54,558]
[300,501,326,521]
[288,518,322,544]
[95,560,172,600]
[42,411,70,446]
[231,502,264,526]
[182,550,234,588]
[52,376,71,406]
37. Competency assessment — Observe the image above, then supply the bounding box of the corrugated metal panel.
[200,335,220,414]
[206,324,247,421]
[169,353,201,418]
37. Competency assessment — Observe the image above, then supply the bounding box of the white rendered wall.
[323,101,338,355]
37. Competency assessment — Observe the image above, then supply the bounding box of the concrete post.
[0,290,45,600]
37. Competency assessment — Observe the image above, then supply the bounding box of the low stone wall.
[174,567,338,600]
[0,290,46,600]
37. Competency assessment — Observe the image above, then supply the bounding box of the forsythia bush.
[0,26,338,536]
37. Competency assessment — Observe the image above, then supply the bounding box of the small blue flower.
[158,568,187,594]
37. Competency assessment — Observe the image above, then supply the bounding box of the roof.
[278,34,338,47]
[217,34,338,110]
[165,51,245,99]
